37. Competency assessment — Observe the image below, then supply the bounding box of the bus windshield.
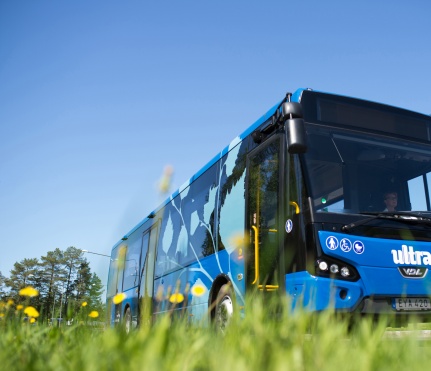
[303,124,431,214]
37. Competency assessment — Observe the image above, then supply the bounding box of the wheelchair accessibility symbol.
[339,238,352,252]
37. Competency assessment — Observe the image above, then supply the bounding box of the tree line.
[0,246,105,323]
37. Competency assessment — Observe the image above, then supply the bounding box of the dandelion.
[7,299,14,306]
[116,245,127,270]
[155,285,164,302]
[191,284,206,297]
[16,305,24,311]
[113,292,126,305]
[24,306,39,318]
[158,165,174,194]
[81,302,88,307]
[29,318,36,324]
[169,293,184,304]
[19,286,39,297]
[228,231,248,249]
[88,311,99,318]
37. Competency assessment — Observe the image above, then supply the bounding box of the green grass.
[1,297,431,371]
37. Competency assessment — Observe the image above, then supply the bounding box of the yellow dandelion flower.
[7,299,14,306]
[169,293,184,304]
[228,231,248,249]
[113,292,126,305]
[0,313,4,318]
[16,305,24,311]
[19,286,39,297]
[191,284,206,297]
[116,245,127,270]
[88,311,99,318]
[24,306,39,318]
[81,301,88,307]
[155,285,164,302]
[158,165,174,193]
[29,318,36,324]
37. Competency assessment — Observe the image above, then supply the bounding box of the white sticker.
[285,219,293,233]
[326,236,338,250]
[340,238,352,252]
[353,241,365,254]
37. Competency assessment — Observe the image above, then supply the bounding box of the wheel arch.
[208,274,232,321]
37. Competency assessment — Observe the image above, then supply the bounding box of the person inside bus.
[383,191,397,212]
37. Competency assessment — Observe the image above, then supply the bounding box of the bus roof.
[113,88,306,244]
[113,87,431,248]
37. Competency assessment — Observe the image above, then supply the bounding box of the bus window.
[155,163,218,278]
[428,172,431,209]
[140,223,159,324]
[106,246,119,298]
[408,174,431,211]
[122,237,141,291]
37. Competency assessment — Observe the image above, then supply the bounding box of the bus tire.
[215,283,234,332]
[123,307,132,334]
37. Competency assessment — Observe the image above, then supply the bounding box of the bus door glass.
[108,244,127,324]
[139,222,159,324]
[247,137,281,291]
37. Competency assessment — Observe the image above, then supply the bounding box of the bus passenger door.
[138,222,159,326]
[107,244,126,326]
[246,137,282,291]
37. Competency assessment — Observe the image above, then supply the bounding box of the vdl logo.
[392,245,431,279]
[399,267,428,278]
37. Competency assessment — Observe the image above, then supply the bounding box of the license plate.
[393,298,431,311]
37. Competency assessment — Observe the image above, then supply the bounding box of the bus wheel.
[124,307,132,334]
[215,284,234,332]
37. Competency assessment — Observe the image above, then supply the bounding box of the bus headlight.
[318,261,328,271]
[330,264,339,274]
[315,257,359,281]
[340,267,350,277]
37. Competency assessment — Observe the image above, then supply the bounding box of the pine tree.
[4,258,39,305]
[62,246,85,319]
[68,261,92,316]
[3,247,104,323]
[0,271,6,300]
[39,248,67,321]
[87,272,105,318]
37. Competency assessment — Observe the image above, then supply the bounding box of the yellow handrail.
[251,225,259,285]
[289,201,300,214]
[258,284,279,291]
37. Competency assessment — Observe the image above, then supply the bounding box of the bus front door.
[247,137,282,292]
[138,223,159,326]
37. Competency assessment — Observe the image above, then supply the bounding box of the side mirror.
[281,102,307,154]
[286,118,307,154]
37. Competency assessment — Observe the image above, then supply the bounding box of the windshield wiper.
[341,211,431,232]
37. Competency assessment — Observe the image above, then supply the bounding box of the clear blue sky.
[1,0,430,289]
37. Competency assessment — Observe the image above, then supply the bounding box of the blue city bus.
[106,88,431,330]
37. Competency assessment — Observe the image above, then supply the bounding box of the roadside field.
[1,297,431,370]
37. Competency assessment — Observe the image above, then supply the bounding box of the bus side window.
[122,237,141,290]
[408,175,429,211]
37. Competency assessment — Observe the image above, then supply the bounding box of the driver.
[383,191,397,212]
